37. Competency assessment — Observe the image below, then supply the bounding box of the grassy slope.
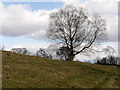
[2,51,120,88]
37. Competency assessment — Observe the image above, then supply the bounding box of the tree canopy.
[48,5,107,61]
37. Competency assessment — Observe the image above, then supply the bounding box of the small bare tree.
[48,5,106,61]
[11,48,29,55]
[35,48,52,59]
[56,46,70,60]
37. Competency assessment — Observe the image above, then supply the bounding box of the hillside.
[2,51,120,88]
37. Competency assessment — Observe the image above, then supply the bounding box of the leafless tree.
[35,48,52,59]
[48,5,106,61]
[56,46,70,60]
[11,48,29,55]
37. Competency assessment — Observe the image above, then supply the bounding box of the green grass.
[2,50,120,88]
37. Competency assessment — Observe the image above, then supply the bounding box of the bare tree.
[35,48,52,59]
[11,48,29,55]
[48,5,106,61]
[56,46,70,60]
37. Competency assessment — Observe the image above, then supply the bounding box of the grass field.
[2,51,120,88]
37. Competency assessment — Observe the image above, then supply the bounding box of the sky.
[0,0,119,61]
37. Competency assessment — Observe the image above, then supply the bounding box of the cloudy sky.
[0,0,119,60]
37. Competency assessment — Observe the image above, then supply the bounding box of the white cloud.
[0,3,53,40]
[79,1,118,42]
[6,42,51,53]
[61,0,79,4]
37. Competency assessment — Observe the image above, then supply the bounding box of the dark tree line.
[95,56,120,65]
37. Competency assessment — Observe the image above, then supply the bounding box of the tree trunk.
[67,48,74,61]
[68,52,75,61]
[69,55,74,61]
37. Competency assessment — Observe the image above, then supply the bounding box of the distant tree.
[11,48,29,55]
[118,57,120,65]
[36,48,45,57]
[102,57,107,65]
[48,5,106,61]
[96,56,119,65]
[35,48,52,59]
[109,56,118,65]
[56,46,70,60]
